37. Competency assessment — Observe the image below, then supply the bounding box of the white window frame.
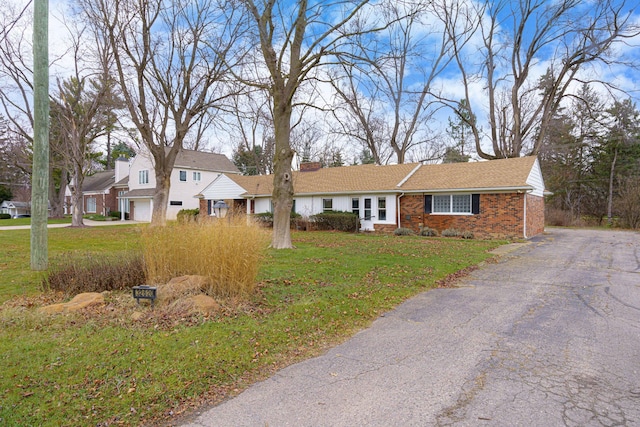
[378,197,387,221]
[179,170,187,182]
[351,198,359,216]
[322,198,333,213]
[86,197,97,213]
[432,194,472,215]
[139,170,149,184]
[193,171,201,182]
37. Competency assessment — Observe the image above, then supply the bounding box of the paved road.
[183,228,640,427]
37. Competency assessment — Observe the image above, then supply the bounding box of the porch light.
[213,200,229,218]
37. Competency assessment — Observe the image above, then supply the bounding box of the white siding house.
[124,149,240,221]
[198,157,548,238]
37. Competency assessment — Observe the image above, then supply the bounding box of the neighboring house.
[124,148,240,222]
[199,156,548,239]
[0,200,31,217]
[65,157,130,218]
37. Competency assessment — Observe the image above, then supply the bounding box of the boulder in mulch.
[38,292,105,314]
[156,275,210,306]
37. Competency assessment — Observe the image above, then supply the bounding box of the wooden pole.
[31,0,49,270]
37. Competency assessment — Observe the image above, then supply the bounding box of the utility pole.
[31,0,49,270]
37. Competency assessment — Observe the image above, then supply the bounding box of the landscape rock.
[38,292,105,314]
[187,294,220,313]
[157,275,210,305]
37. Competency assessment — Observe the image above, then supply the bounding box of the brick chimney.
[300,161,322,172]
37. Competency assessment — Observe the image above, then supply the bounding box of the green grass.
[0,226,142,302]
[0,227,505,426]
[0,217,73,227]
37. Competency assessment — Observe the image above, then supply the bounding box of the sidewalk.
[0,219,141,231]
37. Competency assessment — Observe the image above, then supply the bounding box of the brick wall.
[399,193,544,239]
[525,194,545,237]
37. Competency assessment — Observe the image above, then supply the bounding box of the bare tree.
[0,1,72,217]
[233,0,386,248]
[223,89,275,175]
[442,0,640,159]
[329,0,475,164]
[80,0,239,225]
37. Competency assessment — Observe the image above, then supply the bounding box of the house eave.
[240,189,401,199]
[402,185,535,194]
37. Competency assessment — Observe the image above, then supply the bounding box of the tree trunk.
[48,166,67,218]
[151,171,170,226]
[607,147,617,226]
[71,164,85,227]
[270,99,294,249]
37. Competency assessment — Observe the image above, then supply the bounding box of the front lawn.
[0,227,505,426]
[0,217,72,227]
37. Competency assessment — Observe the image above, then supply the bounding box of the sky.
[3,0,640,163]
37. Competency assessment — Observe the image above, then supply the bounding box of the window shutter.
[424,195,432,214]
[472,194,480,214]
[207,200,212,215]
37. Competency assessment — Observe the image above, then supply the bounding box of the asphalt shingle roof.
[174,149,240,173]
[82,171,115,192]
[225,156,538,196]
[401,156,537,191]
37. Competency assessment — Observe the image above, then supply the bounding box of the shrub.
[615,177,640,229]
[460,231,474,239]
[254,211,303,228]
[0,213,11,220]
[141,217,269,298]
[419,226,438,237]
[84,214,108,221]
[441,228,460,237]
[109,211,129,220]
[177,208,199,223]
[310,211,358,232]
[43,251,145,295]
[393,227,415,236]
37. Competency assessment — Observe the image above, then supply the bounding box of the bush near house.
[109,211,130,220]
[0,213,11,220]
[419,226,438,237]
[393,227,415,236]
[310,211,358,232]
[177,208,199,223]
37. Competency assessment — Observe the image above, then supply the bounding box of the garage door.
[133,199,151,222]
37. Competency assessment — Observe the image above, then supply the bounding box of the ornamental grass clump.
[141,216,269,298]
[44,251,145,296]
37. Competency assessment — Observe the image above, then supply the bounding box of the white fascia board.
[404,186,534,194]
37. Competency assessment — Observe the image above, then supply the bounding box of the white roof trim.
[406,185,534,194]
[396,163,422,187]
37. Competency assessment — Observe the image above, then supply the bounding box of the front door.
[360,197,374,231]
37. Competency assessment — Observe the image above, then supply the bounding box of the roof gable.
[82,171,116,192]
[1,200,30,208]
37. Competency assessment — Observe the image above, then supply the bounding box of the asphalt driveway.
[182,228,640,427]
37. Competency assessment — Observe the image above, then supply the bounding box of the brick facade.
[399,193,544,239]
[525,194,545,237]
[82,188,120,216]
